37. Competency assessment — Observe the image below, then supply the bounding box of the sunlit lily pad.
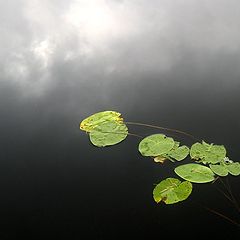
[80,111,123,132]
[153,178,192,204]
[174,163,215,183]
[89,121,128,147]
[138,134,175,157]
[190,141,226,164]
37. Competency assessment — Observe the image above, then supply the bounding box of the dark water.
[1,1,240,239]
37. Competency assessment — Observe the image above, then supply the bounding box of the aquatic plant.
[80,110,240,225]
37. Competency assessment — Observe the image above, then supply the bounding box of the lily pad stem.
[125,121,200,141]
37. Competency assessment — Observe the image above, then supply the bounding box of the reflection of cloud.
[31,39,55,68]
[5,58,29,79]
[1,0,240,96]
[65,1,117,39]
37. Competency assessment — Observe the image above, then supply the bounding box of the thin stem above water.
[125,121,201,141]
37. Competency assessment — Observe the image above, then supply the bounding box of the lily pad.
[189,142,206,159]
[190,141,226,164]
[225,162,240,176]
[153,178,192,204]
[138,134,175,157]
[209,164,228,176]
[80,111,123,132]
[174,163,215,183]
[89,121,128,147]
[168,145,190,161]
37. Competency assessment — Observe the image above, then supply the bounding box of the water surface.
[1,1,240,238]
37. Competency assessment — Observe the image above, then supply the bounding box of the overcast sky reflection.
[1,0,240,98]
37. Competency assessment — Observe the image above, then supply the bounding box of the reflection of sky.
[1,0,240,96]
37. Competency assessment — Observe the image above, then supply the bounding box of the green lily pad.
[190,142,206,159]
[190,141,226,164]
[225,162,240,176]
[80,111,123,132]
[168,145,190,161]
[89,121,128,147]
[209,164,228,176]
[153,178,192,204]
[174,163,215,183]
[138,134,175,157]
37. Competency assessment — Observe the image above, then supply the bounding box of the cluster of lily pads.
[80,111,240,205]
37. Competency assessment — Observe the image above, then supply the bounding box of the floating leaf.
[225,162,240,176]
[139,135,189,162]
[190,141,226,164]
[80,111,123,132]
[138,134,175,157]
[89,121,128,147]
[174,163,215,183]
[168,145,190,161]
[204,145,227,164]
[153,178,192,204]
[189,142,205,159]
[209,164,228,176]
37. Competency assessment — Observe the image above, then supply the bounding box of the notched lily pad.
[138,134,175,157]
[80,111,128,147]
[153,178,192,204]
[174,163,215,183]
[139,134,189,163]
[190,141,226,164]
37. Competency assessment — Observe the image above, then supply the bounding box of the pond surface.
[0,1,240,238]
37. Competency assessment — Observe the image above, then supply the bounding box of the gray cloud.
[1,0,240,99]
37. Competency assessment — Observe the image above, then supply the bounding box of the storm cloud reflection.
[1,0,240,96]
